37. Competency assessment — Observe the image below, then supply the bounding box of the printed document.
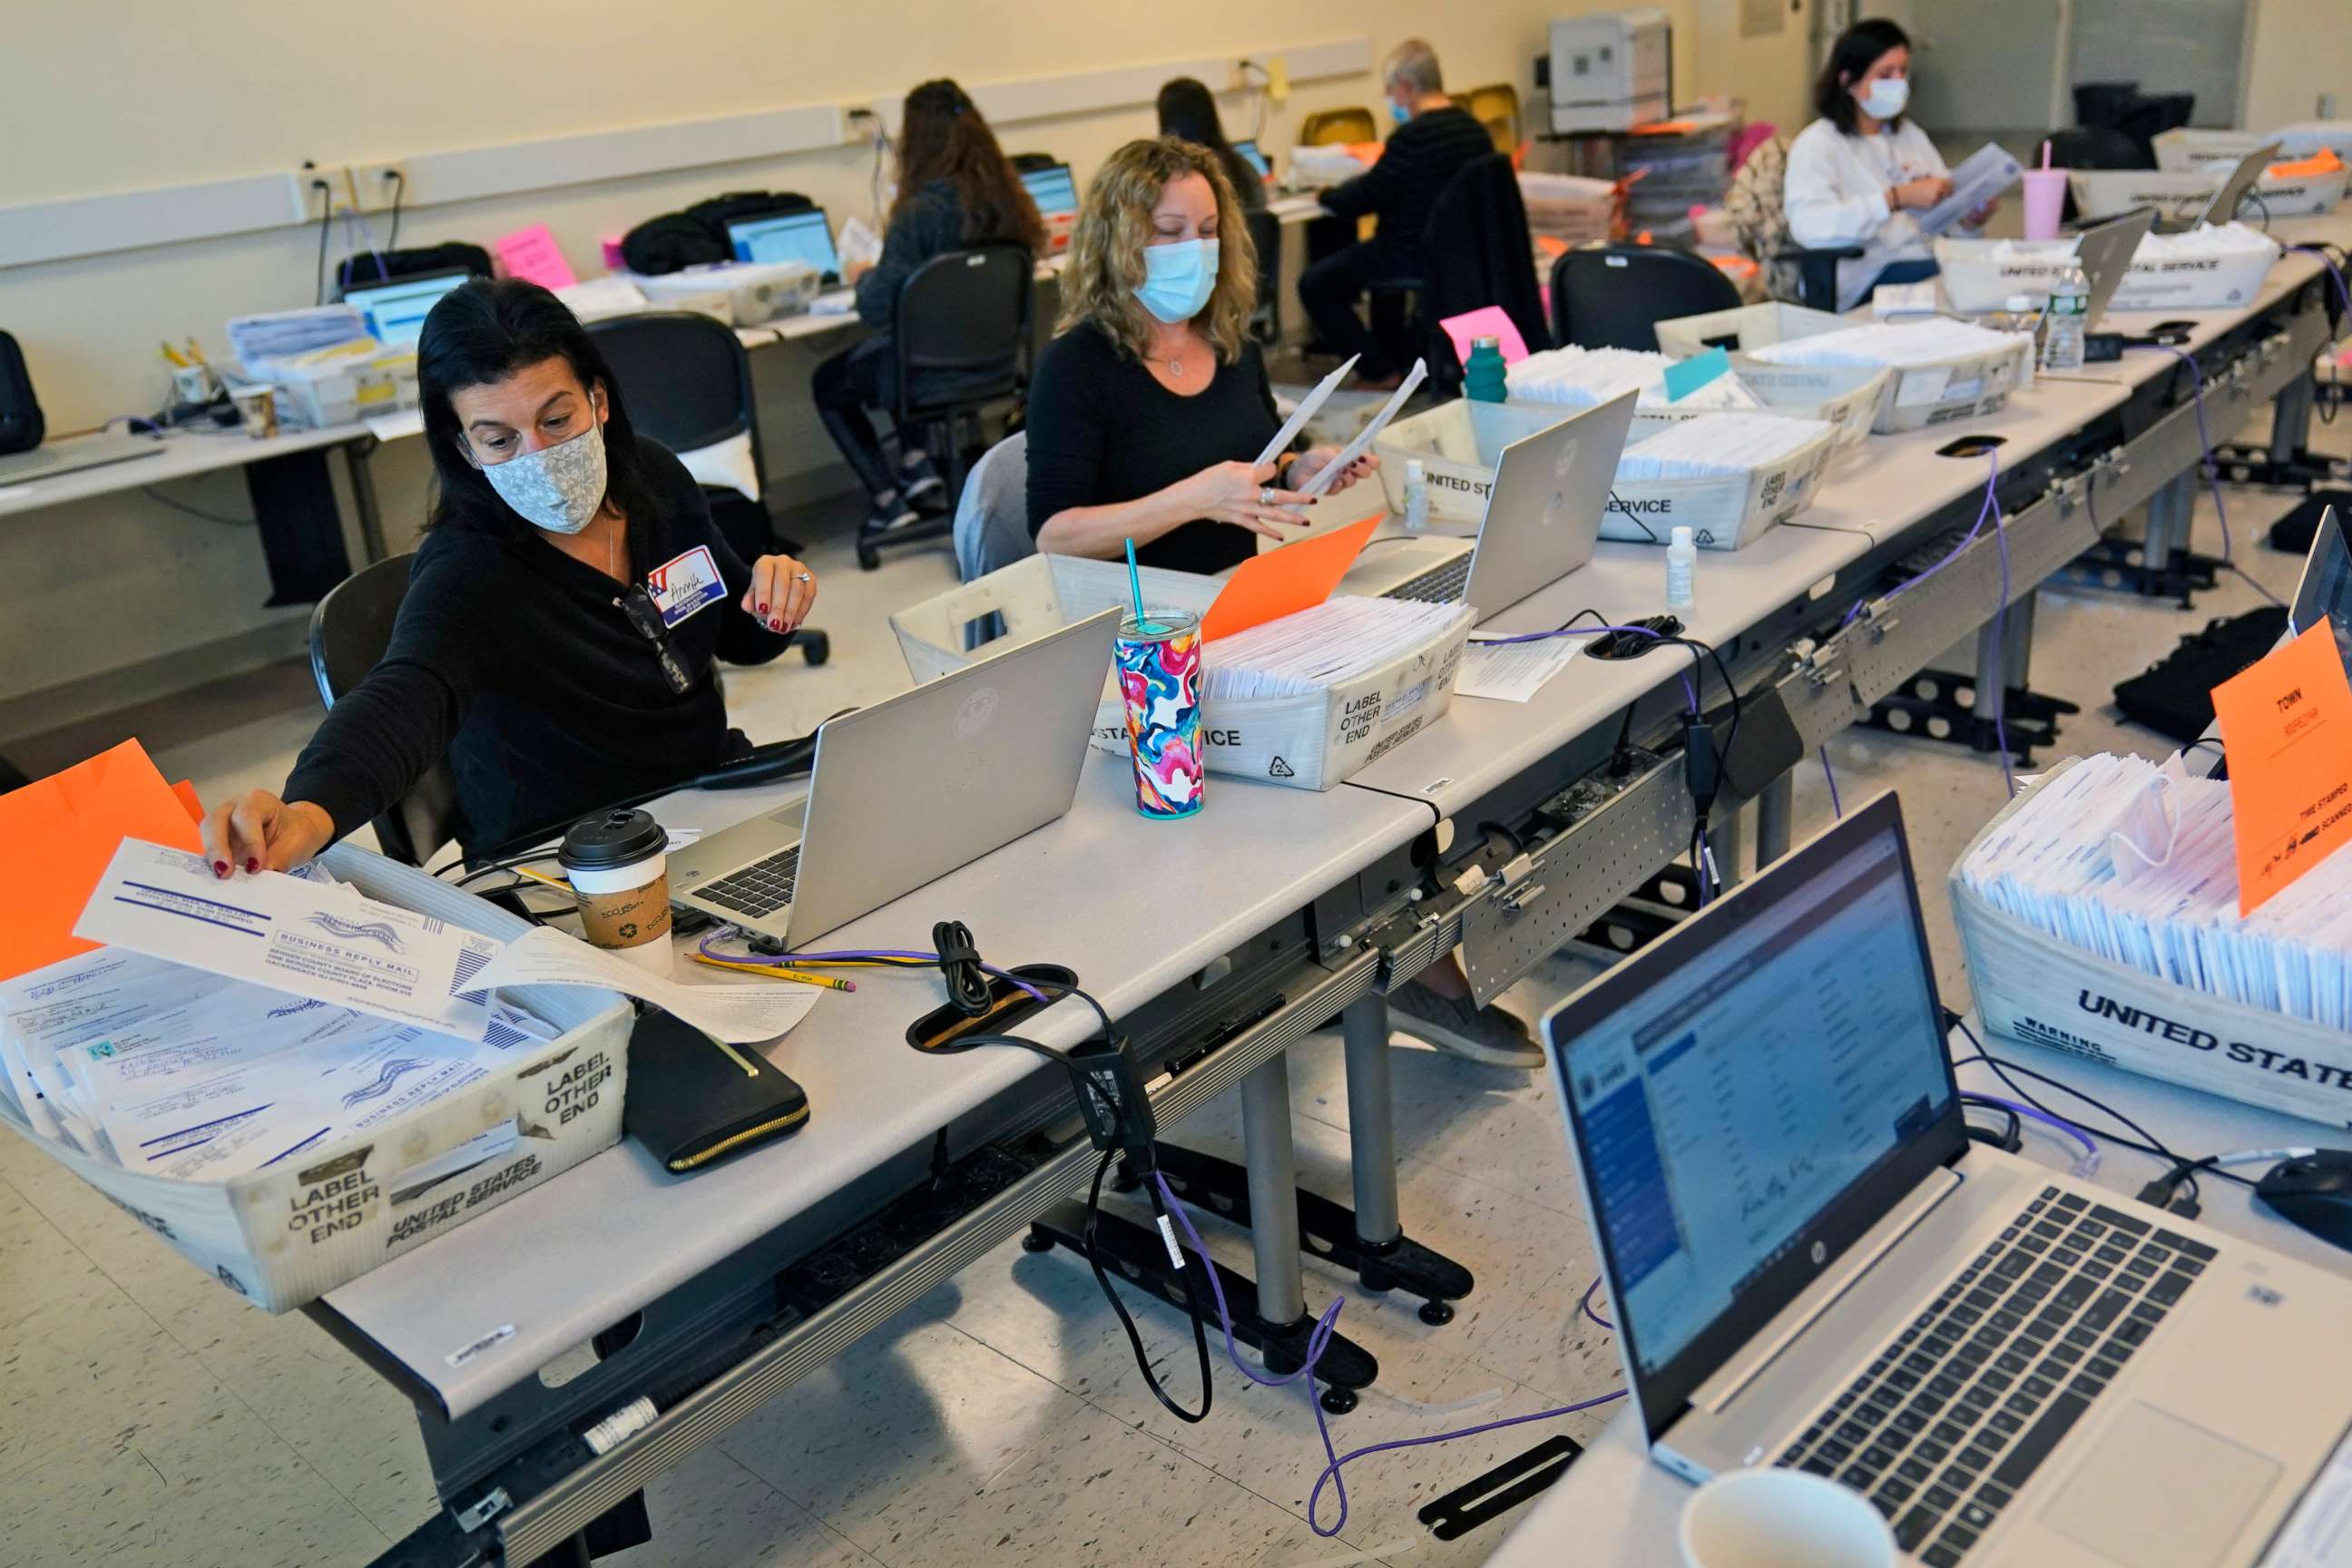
[1920,143,2022,237]
[474,926,816,1044]
[1458,637,1583,703]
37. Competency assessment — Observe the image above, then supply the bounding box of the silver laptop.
[2288,504,2352,673]
[669,608,1121,946]
[2155,142,2280,233]
[2072,205,2157,329]
[0,430,166,488]
[1542,793,2352,1567]
[1346,390,1638,622]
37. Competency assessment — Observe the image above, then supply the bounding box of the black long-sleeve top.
[1318,105,1493,249]
[853,178,967,329]
[284,437,790,856]
[1024,320,1281,575]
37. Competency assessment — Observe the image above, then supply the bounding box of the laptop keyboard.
[692,845,800,919]
[1383,553,1471,604]
[1772,1187,2214,1564]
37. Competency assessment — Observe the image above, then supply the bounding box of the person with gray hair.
[1300,35,1494,389]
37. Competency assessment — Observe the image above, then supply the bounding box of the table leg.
[1340,994,1400,1249]
[1974,614,2008,750]
[346,436,388,564]
[2271,369,2316,466]
[1240,1054,1305,1328]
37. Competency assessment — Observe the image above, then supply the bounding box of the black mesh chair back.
[1418,153,1549,389]
[895,243,1033,415]
[307,554,459,867]
[589,312,776,563]
[1246,208,1282,344]
[2049,126,2153,172]
[1551,244,1741,351]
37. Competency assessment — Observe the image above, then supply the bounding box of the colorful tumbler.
[1116,611,1204,818]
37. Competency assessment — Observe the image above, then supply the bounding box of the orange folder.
[0,740,206,981]
[2210,622,2352,916]
[1200,513,1384,642]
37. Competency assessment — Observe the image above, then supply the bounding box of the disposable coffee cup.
[2021,168,2069,240]
[1680,1469,1895,1568]
[559,808,673,974]
[231,382,279,439]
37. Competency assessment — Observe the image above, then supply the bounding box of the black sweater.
[1024,321,1281,575]
[854,179,966,329]
[1319,105,1493,248]
[284,438,791,856]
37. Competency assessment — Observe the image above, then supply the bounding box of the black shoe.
[862,491,920,534]
[898,450,946,505]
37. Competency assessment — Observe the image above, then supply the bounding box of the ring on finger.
[1258,486,1275,507]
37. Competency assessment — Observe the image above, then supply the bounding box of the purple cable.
[2288,244,2352,325]
[2128,343,2283,608]
[1579,1276,1615,1330]
[1988,492,2017,799]
[1838,450,2002,632]
[1147,1170,1622,1536]
[700,936,1053,1004]
[1967,1092,2098,1165]
[1819,745,1843,819]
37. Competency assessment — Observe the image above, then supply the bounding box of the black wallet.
[623,1007,810,1172]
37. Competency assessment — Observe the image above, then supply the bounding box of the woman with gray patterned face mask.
[200,279,819,876]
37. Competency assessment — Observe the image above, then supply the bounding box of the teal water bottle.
[1465,335,1508,402]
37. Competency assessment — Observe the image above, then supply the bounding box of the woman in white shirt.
[1785,18,1994,311]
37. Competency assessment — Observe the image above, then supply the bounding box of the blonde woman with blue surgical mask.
[1027,136,1373,574]
[1785,17,1996,311]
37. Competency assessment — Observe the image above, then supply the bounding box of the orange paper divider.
[1200,513,1383,643]
[2269,149,2344,178]
[171,779,204,824]
[2210,622,2352,916]
[0,740,205,980]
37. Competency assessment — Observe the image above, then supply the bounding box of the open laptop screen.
[2288,506,2352,676]
[1547,796,1962,1435]
[1234,140,1271,179]
[1020,164,1079,220]
[728,210,839,277]
[343,270,469,348]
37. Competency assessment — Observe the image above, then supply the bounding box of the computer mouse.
[2254,1150,2352,1251]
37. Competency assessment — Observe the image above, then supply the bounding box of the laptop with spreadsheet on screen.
[342,270,470,348]
[726,210,840,280]
[1020,164,1079,220]
[1540,793,2352,1566]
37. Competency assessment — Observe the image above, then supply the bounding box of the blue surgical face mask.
[1861,76,1909,122]
[1389,97,1410,125]
[1135,238,1220,325]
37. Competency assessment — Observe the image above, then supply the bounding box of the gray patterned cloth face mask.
[482,422,609,534]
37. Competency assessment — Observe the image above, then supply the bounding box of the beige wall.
[2,0,1822,724]
[1695,0,1816,135]
[2240,0,2351,132]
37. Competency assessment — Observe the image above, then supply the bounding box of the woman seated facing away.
[1155,76,1267,213]
[1786,17,1995,310]
[200,279,818,876]
[1027,135,1370,575]
[812,78,1044,540]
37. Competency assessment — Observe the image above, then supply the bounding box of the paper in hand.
[473,927,817,1044]
[1297,358,1427,499]
[1921,143,2023,236]
[1256,356,1359,467]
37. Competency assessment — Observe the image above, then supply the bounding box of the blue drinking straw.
[1124,536,1152,633]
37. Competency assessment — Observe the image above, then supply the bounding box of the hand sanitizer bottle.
[1666,525,1696,609]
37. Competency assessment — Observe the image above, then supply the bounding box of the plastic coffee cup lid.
[559,807,667,870]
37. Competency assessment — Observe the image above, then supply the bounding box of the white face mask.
[1860,76,1910,122]
[480,420,608,534]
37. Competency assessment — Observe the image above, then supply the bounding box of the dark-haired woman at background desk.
[199,279,816,875]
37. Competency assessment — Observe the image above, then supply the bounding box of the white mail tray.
[1654,303,2027,434]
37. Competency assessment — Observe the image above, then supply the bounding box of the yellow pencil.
[690,954,856,991]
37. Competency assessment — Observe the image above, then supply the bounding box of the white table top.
[320,751,1428,1416]
[0,421,367,518]
[1485,1029,2352,1565]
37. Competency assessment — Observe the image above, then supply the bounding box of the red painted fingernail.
[770,618,784,632]
[246,858,260,874]
[213,860,230,877]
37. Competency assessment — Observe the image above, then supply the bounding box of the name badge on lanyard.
[646,545,727,629]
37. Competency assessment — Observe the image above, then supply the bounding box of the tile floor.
[1,398,2338,1567]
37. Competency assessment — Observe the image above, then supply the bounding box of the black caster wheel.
[1318,1387,1359,1416]
[1417,1299,1456,1327]
[1020,1229,1054,1254]
[799,631,831,666]
[856,543,881,571]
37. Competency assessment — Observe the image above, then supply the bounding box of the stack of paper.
[1202,597,1469,702]
[1957,752,2352,1029]
[1615,413,1835,480]
[1508,346,1764,411]
[2134,220,2280,260]
[1749,318,2027,369]
[224,306,367,367]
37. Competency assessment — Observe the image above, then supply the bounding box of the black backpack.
[0,330,43,456]
[621,191,814,275]
[2112,606,2289,744]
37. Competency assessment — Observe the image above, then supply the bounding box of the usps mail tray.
[0,846,632,1311]
[1654,302,2028,433]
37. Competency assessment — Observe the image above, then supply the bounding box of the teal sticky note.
[1662,346,1731,403]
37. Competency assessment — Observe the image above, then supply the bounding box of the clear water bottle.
[1403,458,1430,531]
[2042,261,2089,372]
[1666,525,1696,609]
[1465,335,1509,402]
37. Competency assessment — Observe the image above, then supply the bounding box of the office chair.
[589,312,829,663]
[1301,107,1378,146]
[950,431,1033,647]
[1246,208,1283,345]
[308,554,460,867]
[1461,83,1523,154]
[866,242,1033,570]
[1551,244,1741,351]
[1723,134,1864,310]
[2048,126,2153,172]
[1417,153,1550,390]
